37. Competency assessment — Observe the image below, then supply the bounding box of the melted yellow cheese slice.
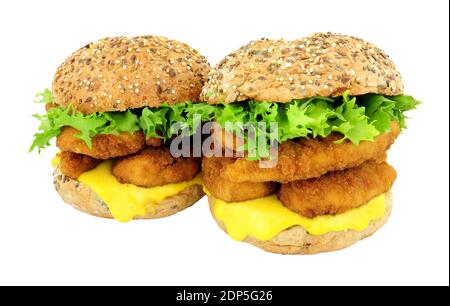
[74,161,201,222]
[51,155,61,168]
[208,189,386,241]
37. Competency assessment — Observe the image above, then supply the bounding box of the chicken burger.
[200,32,419,254]
[31,35,211,222]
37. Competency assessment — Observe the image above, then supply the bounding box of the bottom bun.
[208,191,393,254]
[54,167,204,220]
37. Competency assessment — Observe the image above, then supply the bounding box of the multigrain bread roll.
[53,35,210,114]
[208,191,393,255]
[54,166,204,220]
[201,32,403,104]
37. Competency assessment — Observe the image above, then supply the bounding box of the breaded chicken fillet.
[58,151,101,179]
[279,161,397,218]
[221,122,399,183]
[56,127,162,160]
[202,156,278,202]
[112,147,201,188]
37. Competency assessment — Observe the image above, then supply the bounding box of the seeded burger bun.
[208,192,392,254]
[54,167,204,219]
[51,35,209,219]
[53,35,210,114]
[201,32,403,104]
[202,32,401,253]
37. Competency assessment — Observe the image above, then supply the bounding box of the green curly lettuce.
[213,92,419,159]
[34,88,53,104]
[30,106,140,152]
[139,102,216,139]
[30,90,216,152]
[30,89,419,158]
[358,94,418,131]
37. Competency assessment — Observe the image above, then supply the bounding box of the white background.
[0,0,448,286]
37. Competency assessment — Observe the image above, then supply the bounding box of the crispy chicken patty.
[56,127,162,159]
[278,161,397,218]
[221,121,400,183]
[112,147,201,188]
[202,156,278,202]
[58,151,101,179]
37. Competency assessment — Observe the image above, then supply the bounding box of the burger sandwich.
[31,35,211,222]
[200,32,419,254]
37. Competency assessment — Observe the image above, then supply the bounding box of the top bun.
[52,36,210,114]
[201,32,403,104]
